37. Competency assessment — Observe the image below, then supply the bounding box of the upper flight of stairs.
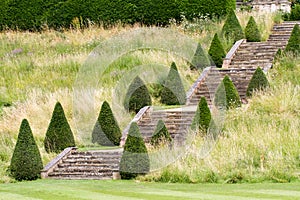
[42,21,299,180]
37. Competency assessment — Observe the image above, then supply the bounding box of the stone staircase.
[42,21,299,180]
[137,108,196,144]
[42,148,122,180]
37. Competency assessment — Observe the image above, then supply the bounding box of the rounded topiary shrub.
[221,9,245,42]
[119,122,150,179]
[208,33,226,68]
[190,43,211,70]
[285,24,300,54]
[245,16,261,42]
[124,76,152,113]
[44,102,75,153]
[92,101,121,146]
[160,62,186,105]
[191,97,211,133]
[214,75,241,109]
[10,119,43,181]
[150,120,172,146]
[246,67,269,97]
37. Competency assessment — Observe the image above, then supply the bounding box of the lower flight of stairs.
[42,148,123,180]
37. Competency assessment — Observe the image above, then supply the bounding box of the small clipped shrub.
[246,67,269,97]
[150,120,172,146]
[161,62,186,105]
[285,24,300,54]
[221,9,245,42]
[10,119,43,181]
[190,43,211,70]
[245,16,261,42]
[44,102,75,153]
[124,76,152,113]
[191,97,211,133]
[208,34,226,68]
[214,75,241,109]
[92,101,122,146]
[120,122,150,179]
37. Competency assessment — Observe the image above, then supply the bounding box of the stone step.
[53,166,118,173]
[48,172,114,179]
[62,158,120,164]
[58,163,119,168]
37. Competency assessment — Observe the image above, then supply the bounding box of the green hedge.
[0,0,236,30]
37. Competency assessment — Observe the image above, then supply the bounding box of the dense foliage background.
[0,0,236,30]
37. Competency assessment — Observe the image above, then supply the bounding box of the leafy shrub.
[160,62,186,105]
[214,75,241,109]
[245,16,261,42]
[120,122,150,179]
[221,9,245,43]
[190,43,211,70]
[150,120,172,146]
[10,119,43,181]
[1,0,236,30]
[124,76,152,113]
[208,33,226,68]
[191,97,211,133]
[285,24,300,54]
[290,4,300,21]
[92,101,122,146]
[44,102,75,153]
[246,67,269,97]
[5,0,46,30]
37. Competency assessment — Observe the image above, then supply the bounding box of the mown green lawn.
[1,180,300,200]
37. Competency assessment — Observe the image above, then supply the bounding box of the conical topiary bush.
[191,97,211,133]
[44,102,75,153]
[208,33,226,68]
[160,62,186,105]
[221,9,245,42]
[245,16,262,42]
[190,43,211,70]
[214,75,241,109]
[10,119,43,181]
[285,24,300,54]
[246,67,269,97]
[119,122,150,179]
[92,101,122,146]
[124,76,152,113]
[150,120,172,146]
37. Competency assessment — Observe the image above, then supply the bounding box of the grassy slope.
[0,179,300,200]
[141,54,300,184]
[0,12,276,183]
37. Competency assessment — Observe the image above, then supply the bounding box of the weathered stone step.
[58,163,119,168]
[48,172,113,178]
[54,167,117,173]
[62,158,120,164]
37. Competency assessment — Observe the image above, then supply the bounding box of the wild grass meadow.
[0,11,298,185]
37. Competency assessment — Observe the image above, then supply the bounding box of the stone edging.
[41,147,77,178]
[120,106,152,146]
[222,39,246,69]
[186,66,212,105]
